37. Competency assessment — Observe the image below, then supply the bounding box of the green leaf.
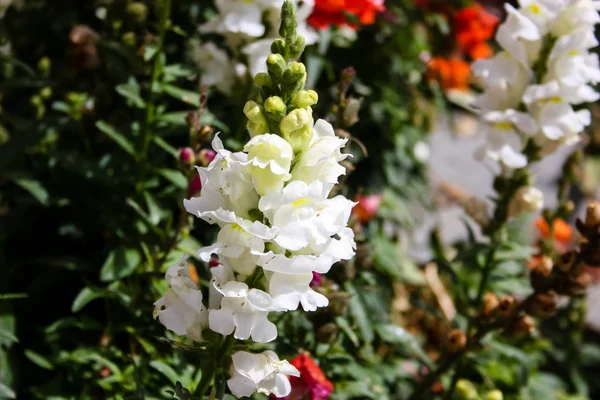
[144,43,160,61]
[161,84,200,107]
[150,360,179,385]
[143,192,162,225]
[0,381,16,399]
[115,77,146,108]
[164,64,194,81]
[71,287,105,313]
[335,317,359,347]
[373,236,423,284]
[99,247,142,282]
[24,349,54,370]
[346,282,374,344]
[0,327,18,345]
[375,324,432,368]
[96,121,136,157]
[153,136,179,158]
[156,169,187,189]
[10,175,49,206]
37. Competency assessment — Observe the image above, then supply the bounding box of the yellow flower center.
[494,122,513,131]
[528,4,541,14]
[292,198,310,208]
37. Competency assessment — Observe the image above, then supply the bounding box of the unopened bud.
[282,62,307,100]
[316,322,339,344]
[243,101,269,137]
[486,390,503,400]
[264,96,286,123]
[557,251,577,272]
[447,329,467,354]
[122,32,136,46]
[179,147,195,165]
[481,293,499,318]
[508,315,535,337]
[197,149,216,167]
[527,292,557,317]
[38,57,51,76]
[271,38,286,56]
[267,53,286,82]
[288,35,305,59]
[254,72,272,88]
[40,87,53,100]
[456,379,478,400]
[342,97,362,127]
[279,0,298,41]
[127,2,148,23]
[498,296,517,317]
[280,107,313,153]
[341,66,356,87]
[291,90,318,109]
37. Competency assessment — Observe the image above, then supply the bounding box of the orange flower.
[427,57,471,91]
[453,5,499,60]
[535,217,573,248]
[308,0,385,30]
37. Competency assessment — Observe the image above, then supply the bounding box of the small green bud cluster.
[243,0,317,154]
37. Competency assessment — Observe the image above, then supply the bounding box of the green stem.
[195,362,216,399]
[141,0,171,160]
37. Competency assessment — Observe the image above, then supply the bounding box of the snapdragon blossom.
[154,2,355,397]
[474,0,600,173]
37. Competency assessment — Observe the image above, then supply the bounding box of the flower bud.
[456,379,478,400]
[188,175,202,197]
[179,147,195,165]
[197,149,216,167]
[507,315,535,337]
[498,296,517,317]
[244,101,269,137]
[271,38,286,55]
[291,90,319,109]
[481,292,499,318]
[310,272,322,287]
[508,186,544,218]
[264,96,287,124]
[282,62,307,100]
[447,329,467,354]
[527,292,557,317]
[254,72,272,89]
[267,53,286,83]
[340,66,356,88]
[342,97,362,127]
[122,32,136,46]
[316,322,339,344]
[486,390,504,400]
[38,57,51,76]
[279,0,299,40]
[127,2,148,23]
[288,35,305,59]
[40,87,53,100]
[280,108,314,153]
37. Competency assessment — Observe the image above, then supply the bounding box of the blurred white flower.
[508,186,544,217]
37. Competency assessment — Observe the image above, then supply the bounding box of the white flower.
[551,0,600,37]
[258,180,355,251]
[508,186,544,217]
[200,0,282,37]
[209,264,277,343]
[242,39,273,78]
[227,351,300,398]
[535,100,591,142]
[244,133,294,196]
[199,221,273,276]
[290,119,349,188]
[184,135,259,223]
[517,0,562,34]
[153,257,208,342]
[268,272,329,311]
[496,4,542,67]
[193,42,241,95]
[264,0,319,44]
[413,141,431,163]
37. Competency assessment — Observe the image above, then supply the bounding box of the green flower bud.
[38,57,51,76]
[127,2,148,23]
[456,380,478,400]
[264,96,286,122]
[282,62,306,100]
[267,53,286,83]
[40,87,53,100]
[288,36,305,59]
[254,72,272,89]
[30,95,43,106]
[271,39,286,56]
[122,32,136,46]
[244,101,269,137]
[279,0,298,42]
[291,90,318,109]
[486,390,503,400]
[280,107,313,153]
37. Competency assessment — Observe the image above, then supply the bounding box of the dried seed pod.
[533,256,553,277]
[507,315,535,338]
[316,322,339,344]
[565,272,593,294]
[447,329,467,354]
[527,292,557,317]
[497,296,517,317]
[481,293,499,318]
[556,251,577,272]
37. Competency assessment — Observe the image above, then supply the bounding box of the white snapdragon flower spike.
[496,4,541,67]
[193,42,244,95]
[199,0,282,37]
[153,257,208,342]
[291,119,349,188]
[227,351,300,398]
[184,135,259,222]
[244,133,294,195]
[268,271,329,311]
[209,264,278,343]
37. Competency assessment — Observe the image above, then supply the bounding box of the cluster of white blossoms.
[155,3,354,395]
[194,0,318,94]
[474,0,600,172]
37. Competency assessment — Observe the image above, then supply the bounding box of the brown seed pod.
[481,293,499,318]
[526,292,557,317]
[497,296,517,317]
[507,315,535,338]
[447,329,467,354]
[556,251,577,273]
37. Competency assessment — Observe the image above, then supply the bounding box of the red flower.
[427,57,471,91]
[453,5,499,60]
[352,193,383,223]
[275,352,334,400]
[308,0,385,30]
